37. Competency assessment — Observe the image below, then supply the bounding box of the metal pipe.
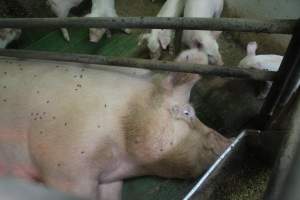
[277,114,300,200]
[264,92,300,200]
[0,49,275,81]
[183,130,251,200]
[258,19,300,129]
[0,17,296,34]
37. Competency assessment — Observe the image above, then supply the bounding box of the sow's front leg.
[44,176,99,199]
[44,176,122,200]
[98,181,123,200]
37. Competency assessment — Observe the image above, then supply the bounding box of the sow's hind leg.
[0,130,41,182]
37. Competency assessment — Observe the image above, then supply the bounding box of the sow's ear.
[161,72,201,98]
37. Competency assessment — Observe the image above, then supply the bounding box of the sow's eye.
[170,104,196,122]
[182,104,195,119]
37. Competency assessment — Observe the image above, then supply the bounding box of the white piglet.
[139,0,186,59]
[0,28,22,49]
[176,48,209,65]
[239,41,285,99]
[47,0,83,42]
[182,0,224,65]
[48,0,128,42]
[85,0,130,43]
[239,41,283,71]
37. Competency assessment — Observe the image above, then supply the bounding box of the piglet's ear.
[211,31,222,39]
[161,72,201,92]
[247,41,257,56]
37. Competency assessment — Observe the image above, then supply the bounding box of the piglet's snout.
[217,58,224,66]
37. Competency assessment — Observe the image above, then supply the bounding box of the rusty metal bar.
[0,17,296,34]
[0,49,275,81]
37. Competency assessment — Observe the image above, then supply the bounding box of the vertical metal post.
[264,92,300,200]
[258,19,300,129]
[174,29,183,55]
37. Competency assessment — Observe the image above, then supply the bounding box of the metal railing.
[0,49,275,81]
[0,17,296,33]
[0,17,295,82]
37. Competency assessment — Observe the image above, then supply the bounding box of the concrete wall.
[223,0,300,54]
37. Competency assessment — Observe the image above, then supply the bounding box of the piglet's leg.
[87,0,129,43]
[139,0,186,58]
[98,181,123,200]
[48,0,74,41]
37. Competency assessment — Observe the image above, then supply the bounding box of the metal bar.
[264,92,300,200]
[277,118,300,200]
[258,19,300,129]
[0,49,275,81]
[0,17,296,34]
[183,130,251,200]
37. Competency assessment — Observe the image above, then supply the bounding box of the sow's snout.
[185,118,231,178]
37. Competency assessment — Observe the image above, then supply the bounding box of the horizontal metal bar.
[0,17,296,34]
[0,49,275,81]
